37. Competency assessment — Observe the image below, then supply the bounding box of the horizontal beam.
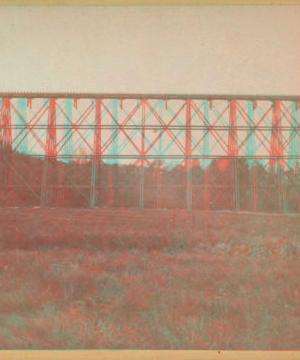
[3,125,300,130]
[1,92,300,102]
[7,154,300,160]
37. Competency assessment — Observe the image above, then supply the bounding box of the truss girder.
[0,95,300,212]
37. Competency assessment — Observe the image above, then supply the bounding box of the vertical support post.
[57,160,64,207]
[270,101,283,167]
[185,100,192,210]
[252,163,258,212]
[289,102,299,213]
[58,99,73,207]
[270,101,286,213]
[203,100,210,210]
[107,99,118,209]
[157,100,163,209]
[41,99,57,207]
[57,100,67,207]
[0,99,12,148]
[41,160,48,207]
[281,168,287,214]
[288,102,298,169]
[247,100,258,212]
[0,98,13,206]
[157,158,161,210]
[66,98,74,207]
[90,99,101,208]
[229,100,240,212]
[16,98,28,154]
[140,99,145,210]
[15,99,28,205]
[234,157,240,212]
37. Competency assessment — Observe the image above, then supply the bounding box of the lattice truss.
[0,96,300,212]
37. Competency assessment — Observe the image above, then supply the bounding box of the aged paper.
[0,5,300,358]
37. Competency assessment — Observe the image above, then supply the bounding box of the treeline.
[0,141,299,213]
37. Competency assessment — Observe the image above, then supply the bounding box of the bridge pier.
[157,101,163,210]
[139,100,146,210]
[288,102,299,213]
[250,164,258,213]
[203,100,210,210]
[107,99,119,209]
[233,157,240,212]
[90,99,101,208]
[247,101,258,212]
[0,98,14,206]
[56,99,73,207]
[229,100,240,212]
[185,100,192,211]
[270,101,287,214]
[41,99,57,207]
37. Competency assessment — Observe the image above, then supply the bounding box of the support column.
[247,100,258,213]
[107,99,118,209]
[203,100,210,210]
[0,98,14,206]
[16,98,28,154]
[228,100,240,212]
[270,101,286,213]
[57,99,73,207]
[90,99,101,208]
[186,100,192,210]
[157,100,163,209]
[66,99,74,207]
[139,100,145,210]
[288,102,299,213]
[41,99,57,207]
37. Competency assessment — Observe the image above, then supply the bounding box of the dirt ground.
[0,208,299,349]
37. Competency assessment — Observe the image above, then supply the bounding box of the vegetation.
[0,208,300,349]
[0,142,299,213]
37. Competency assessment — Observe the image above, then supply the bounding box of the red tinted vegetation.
[1,142,300,213]
[0,208,300,349]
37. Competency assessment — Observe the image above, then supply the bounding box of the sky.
[0,6,300,95]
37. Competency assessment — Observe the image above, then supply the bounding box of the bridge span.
[1,93,300,213]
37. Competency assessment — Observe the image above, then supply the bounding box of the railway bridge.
[0,92,300,213]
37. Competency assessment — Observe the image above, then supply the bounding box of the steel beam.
[247,100,258,213]
[270,101,287,213]
[185,100,192,210]
[1,99,14,206]
[229,100,240,212]
[90,99,101,208]
[3,92,300,102]
[203,100,210,210]
[157,100,163,210]
[107,99,119,209]
[41,99,57,207]
[139,100,145,210]
[15,98,28,154]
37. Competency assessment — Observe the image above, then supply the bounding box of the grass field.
[0,208,300,349]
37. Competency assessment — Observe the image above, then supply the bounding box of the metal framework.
[1,93,300,213]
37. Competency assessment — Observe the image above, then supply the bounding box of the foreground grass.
[0,209,300,349]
